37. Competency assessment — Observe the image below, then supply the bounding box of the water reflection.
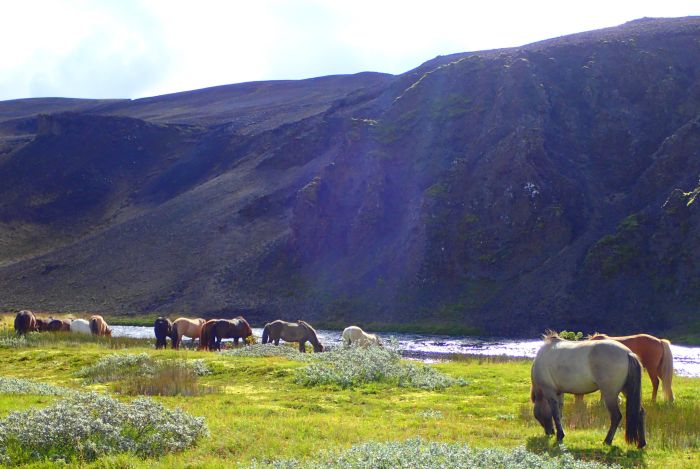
[109,325,700,377]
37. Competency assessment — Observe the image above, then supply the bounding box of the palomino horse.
[589,333,674,402]
[14,310,37,335]
[171,318,206,349]
[89,315,112,336]
[262,320,324,352]
[70,319,92,334]
[153,317,173,349]
[341,326,381,347]
[531,331,646,448]
[208,317,253,351]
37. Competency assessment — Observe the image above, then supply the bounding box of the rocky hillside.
[1,17,699,336]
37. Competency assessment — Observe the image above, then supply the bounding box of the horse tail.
[171,322,180,348]
[262,324,270,344]
[199,324,210,351]
[624,353,646,448]
[659,339,675,402]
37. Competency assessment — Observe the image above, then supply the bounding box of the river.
[110,325,700,377]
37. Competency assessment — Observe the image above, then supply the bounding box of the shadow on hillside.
[526,435,646,467]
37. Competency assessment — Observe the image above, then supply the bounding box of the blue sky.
[1,0,697,101]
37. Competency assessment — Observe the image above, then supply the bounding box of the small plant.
[559,330,584,341]
[0,376,76,396]
[0,392,207,465]
[246,438,620,468]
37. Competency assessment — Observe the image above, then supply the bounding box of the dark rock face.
[1,18,700,335]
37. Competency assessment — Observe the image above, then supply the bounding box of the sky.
[1,0,698,101]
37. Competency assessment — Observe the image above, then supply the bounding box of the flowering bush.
[247,438,620,468]
[0,392,208,465]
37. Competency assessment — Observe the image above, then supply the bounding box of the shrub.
[0,377,75,396]
[294,344,467,390]
[76,353,211,395]
[247,438,619,468]
[0,392,207,465]
[559,330,584,341]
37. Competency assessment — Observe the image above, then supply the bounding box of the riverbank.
[0,331,698,467]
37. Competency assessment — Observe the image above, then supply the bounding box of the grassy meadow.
[0,314,698,467]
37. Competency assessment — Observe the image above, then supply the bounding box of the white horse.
[531,331,646,448]
[70,319,91,335]
[341,326,381,347]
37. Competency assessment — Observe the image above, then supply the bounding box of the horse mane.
[542,329,562,342]
[587,332,608,340]
[297,320,313,330]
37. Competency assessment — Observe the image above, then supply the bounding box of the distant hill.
[1,17,699,336]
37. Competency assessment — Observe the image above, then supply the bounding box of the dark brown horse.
[262,320,323,352]
[209,317,253,351]
[46,318,71,332]
[198,320,218,351]
[154,317,173,349]
[14,310,37,335]
[35,318,50,332]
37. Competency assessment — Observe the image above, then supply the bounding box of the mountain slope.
[0,17,699,335]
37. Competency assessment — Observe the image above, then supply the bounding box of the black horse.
[153,317,173,349]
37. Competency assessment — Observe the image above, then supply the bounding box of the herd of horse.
[11,309,676,448]
[13,310,112,336]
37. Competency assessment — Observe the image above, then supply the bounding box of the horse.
[341,326,381,347]
[531,331,646,448]
[153,317,173,349]
[46,318,71,332]
[14,310,37,335]
[208,317,253,351]
[198,319,218,351]
[261,320,324,353]
[589,333,674,402]
[171,317,206,349]
[70,318,92,334]
[89,315,112,336]
[35,318,50,332]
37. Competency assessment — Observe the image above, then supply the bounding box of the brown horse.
[172,318,206,349]
[35,318,50,332]
[208,317,253,351]
[14,310,37,335]
[198,319,218,351]
[46,318,71,332]
[589,333,674,402]
[261,320,323,352]
[89,315,112,336]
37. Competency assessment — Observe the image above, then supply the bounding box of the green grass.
[0,317,698,467]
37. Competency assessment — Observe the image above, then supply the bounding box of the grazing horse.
[46,318,71,332]
[70,319,92,334]
[531,331,646,448]
[14,310,37,335]
[35,318,50,332]
[153,317,173,349]
[171,318,206,349]
[198,319,218,351]
[208,317,253,350]
[341,326,381,347]
[262,320,324,353]
[589,333,674,402]
[89,315,112,336]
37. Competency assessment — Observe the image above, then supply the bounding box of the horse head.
[531,386,554,436]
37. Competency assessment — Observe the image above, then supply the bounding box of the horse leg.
[649,371,660,403]
[274,338,280,346]
[602,393,622,445]
[299,341,306,353]
[234,337,239,346]
[574,394,584,405]
[548,397,565,442]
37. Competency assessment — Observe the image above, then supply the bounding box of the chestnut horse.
[89,315,112,336]
[46,319,71,332]
[589,333,674,402]
[208,317,253,350]
[262,320,323,352]
[154,317,173,349]
[14,310,37,335]
[198,320,218,351]
[171,318,206,349]
[532,331,646,448]
[341,326,381,347]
